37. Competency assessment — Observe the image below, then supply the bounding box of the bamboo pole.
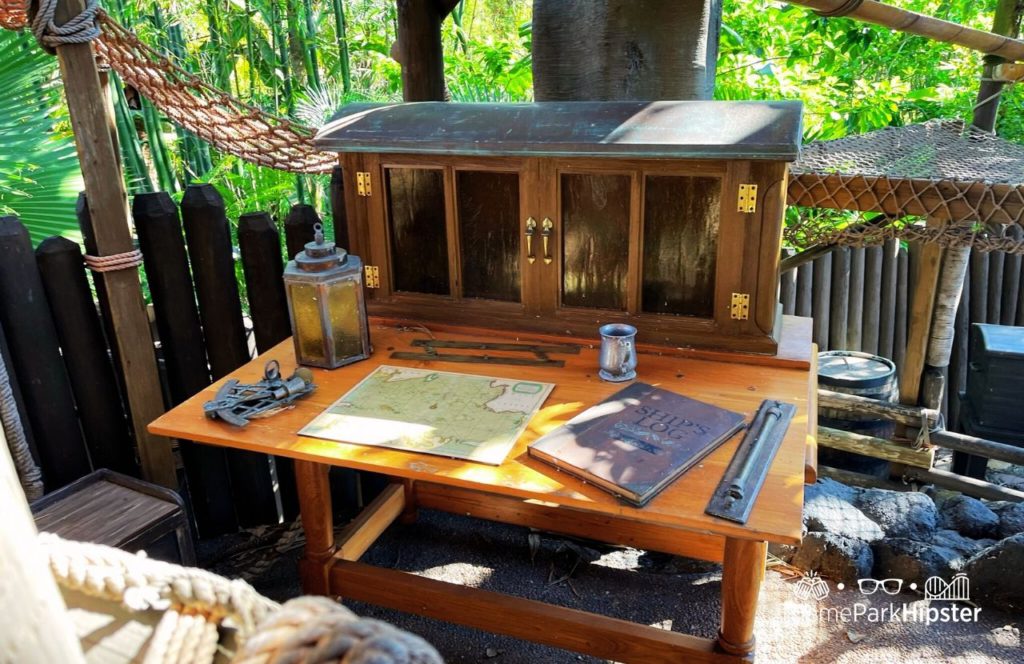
[787,0,1024,62]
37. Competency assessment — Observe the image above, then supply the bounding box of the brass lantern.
[283,223,370,368]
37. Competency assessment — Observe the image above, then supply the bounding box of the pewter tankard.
[598,324,637,382]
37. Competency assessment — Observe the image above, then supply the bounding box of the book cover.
[528,382,745,506]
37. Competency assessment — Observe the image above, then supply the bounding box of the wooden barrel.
[818,351,898,476]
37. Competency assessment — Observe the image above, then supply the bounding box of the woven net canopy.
[788,121,1024,253]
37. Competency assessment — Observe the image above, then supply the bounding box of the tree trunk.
[532,0,722,101]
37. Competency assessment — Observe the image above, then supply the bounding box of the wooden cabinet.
[316,101,802,354]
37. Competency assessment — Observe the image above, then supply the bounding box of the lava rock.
[931,529,991,560]
[768,542,798,563]
[938,495,1000,539]
[872,538,963,586]
[791,532,873,585]
[855,489,937,540]
[964,533,1024,612]
[803,492,884,543]
[807,477,862,504]
[989,501,1024,539]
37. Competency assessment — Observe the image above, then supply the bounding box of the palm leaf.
[0,31,83,245]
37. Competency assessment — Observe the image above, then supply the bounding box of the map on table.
[300,365,555,465]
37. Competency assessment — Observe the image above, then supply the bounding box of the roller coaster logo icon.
[923,573,970,601]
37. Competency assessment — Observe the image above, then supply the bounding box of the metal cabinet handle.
[525,217,537,264]
[541,218,553,264]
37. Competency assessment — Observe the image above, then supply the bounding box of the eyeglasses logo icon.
[857,578,903,595]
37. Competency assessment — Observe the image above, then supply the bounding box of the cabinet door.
[366,158,530,321]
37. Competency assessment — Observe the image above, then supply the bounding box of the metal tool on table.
[705,399,796,524]
[390,338,581,367]
[203,360,316,427]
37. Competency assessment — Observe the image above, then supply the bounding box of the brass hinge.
[737,184,757,213]
[364,265,380,288]
[730,292,750,320]
[356,171,372,197]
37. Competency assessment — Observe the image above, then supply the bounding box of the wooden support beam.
[395,0,448,101]
[415,482,725,562]
[53,0,175,488]
[931,430,1024,467]
[903,466,1024,503]
[900,224,944,406]
[334,483,405,562]
[330,560,727,663]
[787,0,1024,61]
[819,465,907,492]
[818,389,940,428]
[818,426,934,469]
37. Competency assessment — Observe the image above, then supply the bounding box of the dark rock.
[768,542,797,563]
[806,477,862,504]
[791,532,873,585]
[931,529,990,560]
[803,493,883,543]
[964,533,1024,612]
[993,502,1024,539]
[873,538,963,587]
[855,489,937,540]
[938,495,1000,539]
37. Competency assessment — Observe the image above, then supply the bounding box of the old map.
[300,365,554,465]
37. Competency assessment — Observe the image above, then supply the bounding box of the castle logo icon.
[924,573,970,601]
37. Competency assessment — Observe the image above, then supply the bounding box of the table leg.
[718,537,767,659]
[295,460,335,595]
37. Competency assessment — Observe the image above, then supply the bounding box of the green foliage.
[0,31,84,244]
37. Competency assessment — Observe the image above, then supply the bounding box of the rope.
[31,0,100,48]
[0,340,43,501]
[84,248,143,273]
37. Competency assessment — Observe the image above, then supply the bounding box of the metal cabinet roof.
[314,101,803,161]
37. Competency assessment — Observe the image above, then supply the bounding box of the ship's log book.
[528,382,745,506]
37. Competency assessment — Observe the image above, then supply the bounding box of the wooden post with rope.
[51,0,176,488]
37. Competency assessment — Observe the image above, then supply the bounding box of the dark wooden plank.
[949,268,970,431]
[181,184,277,527]
[0,319,38,465]
[456,170,521,302]
[878,239,898,360]
[0,217,90,489]
[988,239,1005,324]
[330,560,727,663]
[237,211,299,519]
[847,246,865,350]
[862,245,882,355]
[829,247,849,350]
[33,480,178,545]
[795,259,813,318]
[561,173,631,310]
[284,204,320,263]
[316,101,803,161]
[1001,225,1022,325]
[893,247,909,374]
[970,248,989,327]
[641,175,720,318]
[780,249,797,316]
[35,237,138,476]
[385,167,449,295]
[133,192,237,536]
[812,252,832,349]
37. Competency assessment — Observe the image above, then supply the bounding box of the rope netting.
[788,120,1024,254]
[3,2,1024,253]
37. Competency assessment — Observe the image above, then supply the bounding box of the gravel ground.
[205,509,1022,663]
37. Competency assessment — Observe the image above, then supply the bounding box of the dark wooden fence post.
[0,217,90,489]
[181,185,278,526]
[795,260,813,318]
[1001,225,1022,325]
[238,211,299,518]
[330,165,350,250]
[36,237,138,476]
[811,252,832,349]
[879,239,899,360]
[133,192,237,536]
[284,204,321,261]
[862,245,882,355]
[829,248,849,350]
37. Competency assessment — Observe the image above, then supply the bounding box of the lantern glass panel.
[288,281,328,365]
[327,278,365,360]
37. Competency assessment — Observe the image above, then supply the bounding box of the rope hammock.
[3,2,1024,253]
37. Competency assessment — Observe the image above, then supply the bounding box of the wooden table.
[150,320,815,662]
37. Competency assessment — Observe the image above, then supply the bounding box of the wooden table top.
[150,321,813,544]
